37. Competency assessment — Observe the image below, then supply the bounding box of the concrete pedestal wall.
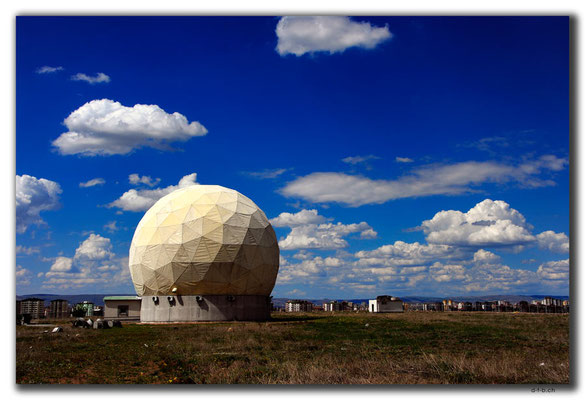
[140,295,271,322]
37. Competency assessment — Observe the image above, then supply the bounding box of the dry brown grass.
[16,312,569,384]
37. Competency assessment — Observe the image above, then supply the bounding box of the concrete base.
[140,295,271,322]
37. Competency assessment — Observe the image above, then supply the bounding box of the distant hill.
[17,293,569,308]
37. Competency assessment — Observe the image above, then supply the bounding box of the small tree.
[71,304,86,318]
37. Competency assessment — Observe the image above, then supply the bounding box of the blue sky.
[15,16,569,298]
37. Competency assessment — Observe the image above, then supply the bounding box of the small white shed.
[368,295,404,313]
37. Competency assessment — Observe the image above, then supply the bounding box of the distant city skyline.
[16,16,569,298]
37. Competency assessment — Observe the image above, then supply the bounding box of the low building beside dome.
[104,296,142,320]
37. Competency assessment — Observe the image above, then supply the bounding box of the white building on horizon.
[368,295,404,313]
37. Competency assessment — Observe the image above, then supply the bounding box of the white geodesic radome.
[128,185,279,296]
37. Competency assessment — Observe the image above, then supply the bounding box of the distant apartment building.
[285,300,313,312]
[18,298,44,319]
[323,301,339,312]
[324,300,350,312]
[456,302,472,311]
[492,300,511,312]
[369,296,403,313]
[405,297,568,314]
[48,299,69,318]
[423,302,444,312]
[543,296,563,307]
[516,301,530,313]
[405,303,423,311]
[442,299,455,311]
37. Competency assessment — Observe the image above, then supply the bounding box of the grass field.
[16,312,569,384]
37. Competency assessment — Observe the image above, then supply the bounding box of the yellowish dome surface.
[129,185,279,296]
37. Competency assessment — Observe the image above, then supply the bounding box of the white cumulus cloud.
[537,259,569,281]
[74,234,113,261]
[422,199,534,247]
[16,245,40,256]
[270,209,328,227]
[42,234,130,290]
[275,241,559,296]
[108,173,198,212]
[279,221,376,250]
[355,241,467,267]
[16,174,62,233]
[71,72,110,84]
[421,199,570,253]
[473,249,501,264]
[52,99,208,156]
[464,263,538,293]
[16,265,30,276]
[536,231,570,253]
[277,256,344,284]
[16,265,32,285]
[129,174,161,187]
[275,203,569,295]
[429,262,468,283]
[272,209,377,251]
[79,178,105,188]
[276,16,392,56]
[49,256,73,273]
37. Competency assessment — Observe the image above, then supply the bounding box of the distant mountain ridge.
[17,293,569,308]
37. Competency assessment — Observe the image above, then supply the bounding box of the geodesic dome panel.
[128,185,279,296]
